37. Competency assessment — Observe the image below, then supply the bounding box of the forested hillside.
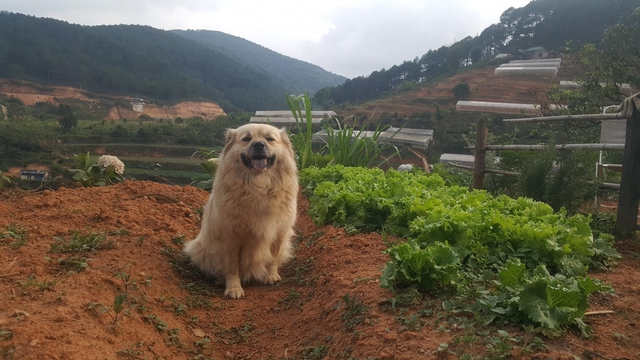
[173,30,346,96]
[0,12,342,111]
[314,0,639,107]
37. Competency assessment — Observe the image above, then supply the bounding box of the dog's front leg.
[224,246,244,299]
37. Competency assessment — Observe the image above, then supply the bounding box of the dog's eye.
[241,136,251,142]
[266,137,276,142]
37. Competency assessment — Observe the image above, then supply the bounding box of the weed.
[20,273,70,291]
[144,314,168,333]
[115,272,138,293]
[136,236,145,246]
[282,257,316,287]
[86,294,128,328]
[116,347,145,358]
[395,310,421,331]
[171,234,186,245]
[0,345,15,360]
[304,231,324,248]
[50,231,114,253]
[186,295,212,309]
[1,224,28,249]
[56,256,92,272]
[299,344,328,360]
[277,289,301,310]
[338,293,370,331]
[109,228,130,236]
[179,280,212,296]
[165,328,182,347]
[611,331,630,343]
[0,329,12,341]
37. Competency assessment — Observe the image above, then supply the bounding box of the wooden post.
[473,118,488,189]
[617,101,640,238]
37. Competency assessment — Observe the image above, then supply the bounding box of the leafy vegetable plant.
[301,165,619,334]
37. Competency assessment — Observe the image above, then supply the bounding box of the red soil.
[0,181,638,359]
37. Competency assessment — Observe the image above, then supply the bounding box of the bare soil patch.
[0,181,639,359]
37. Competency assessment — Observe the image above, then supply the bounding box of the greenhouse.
[312,127,434,151]
[494,58,561,77]
[250,110,337,127]
[456,100,541,115]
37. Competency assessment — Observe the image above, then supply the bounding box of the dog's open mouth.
[241,154,276,171]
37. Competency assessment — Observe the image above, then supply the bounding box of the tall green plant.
[0,171,14,189]
[323,119,399,167]
[287,93,400,169]
[287,94,329,169]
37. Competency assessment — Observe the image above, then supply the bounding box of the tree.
[57,104,77,130]
[452,82,471,99]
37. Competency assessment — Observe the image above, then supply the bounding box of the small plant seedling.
[1,224,28,249]
[110,294,126,326]
[115,272,138,293]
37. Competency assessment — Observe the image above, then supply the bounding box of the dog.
[184,124,298,299]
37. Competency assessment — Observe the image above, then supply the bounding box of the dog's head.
[222,124,294,173]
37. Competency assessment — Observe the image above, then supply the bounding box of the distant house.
[522,46,550,59]
[20,169,49,181]
[131,98,145,112]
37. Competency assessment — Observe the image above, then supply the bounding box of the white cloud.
[2,0,531,78]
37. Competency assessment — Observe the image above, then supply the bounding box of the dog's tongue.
[252,158,268,170]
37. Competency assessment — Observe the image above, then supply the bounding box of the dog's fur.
[184,124,298,299]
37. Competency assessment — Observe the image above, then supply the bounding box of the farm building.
[20,169,49,181]
[456,100,541,116]
[495,58,561,77]
[522,46,551,59]
[312,127,434,152]
[559,81,634,95]
[250,110,337,127]
[439,153,475,167]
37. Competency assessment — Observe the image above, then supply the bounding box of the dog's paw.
[224,286,245,299]
[265,273,282,285]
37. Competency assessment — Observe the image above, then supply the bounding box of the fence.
[467,94,640,238]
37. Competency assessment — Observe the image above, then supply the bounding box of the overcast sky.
[2,0,531,79]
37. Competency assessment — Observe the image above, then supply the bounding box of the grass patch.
[50,231,114,254]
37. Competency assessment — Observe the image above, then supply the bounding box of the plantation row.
[300,165,620,336]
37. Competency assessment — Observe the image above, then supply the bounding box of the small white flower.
[397,164,413,172]
[207,158,218,165]
[97,155,125,175]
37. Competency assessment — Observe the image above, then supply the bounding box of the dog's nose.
[252,141,266,150]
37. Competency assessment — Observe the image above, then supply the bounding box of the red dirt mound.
[0,181,639,359]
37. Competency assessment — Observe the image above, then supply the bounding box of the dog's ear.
[278,128,291,145]
[223,128,237,154]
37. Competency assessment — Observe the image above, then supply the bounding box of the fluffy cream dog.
[184,124,298,299]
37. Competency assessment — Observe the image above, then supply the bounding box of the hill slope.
[0,12,344,111]
[173,30,347,96]
[316,0,639,107]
